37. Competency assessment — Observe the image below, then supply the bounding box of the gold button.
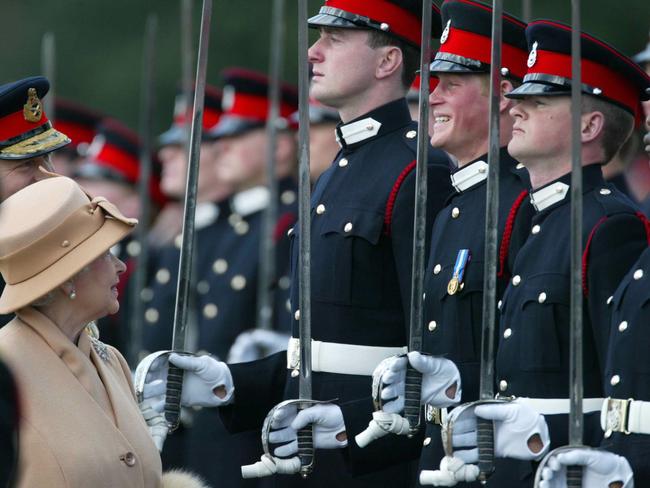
[213,259,228,274]
[235,221,250,235]
[291,369,300,377]
[531,225,541,235]
[555,184,565,193]
[423,436,431,446]
[140,288,153,302]
[156,268,170,284]
[281,190,296,205]
[279,276,291,290]
[61,240,70,247]
[606,295,613,305]
[634,269,644,280]
[516,163,525,170]
[294,309,301,321]
[316,204,326,215]
[428,321,437,332]
[287,227,294,236]
[499,380,508,391]
[203,303,218,319]
[610,375,620,386]
[121,452,136,467]
[406,130,417,139]
[196,280,210,294]
[231,275,247,290]
[451,207,460,219]
[144,308,159,324]
[503,328,512,339]
[618,321,628,332]
[512,275,521,286]
[344,222,353,233]
[338,158,349,167]
[538,292,547,304]
[600,188,612,195]
[174,234,183,249]
[229,213,242,226]
[366,124,374,131]
[497,300,503,310]
[433,264,442,275]
[126,240,141,257]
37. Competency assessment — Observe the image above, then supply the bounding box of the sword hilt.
[477,417,495,483]
[404,364,422,436]
[297,403,315,478]
[164,364,184,432]
[566,465,582,487]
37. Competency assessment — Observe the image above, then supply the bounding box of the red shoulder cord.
[497,190,529,279]
[383,160,417,236]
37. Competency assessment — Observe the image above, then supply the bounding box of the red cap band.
[0,110,50,142]
[325,0,423,47]
[93,143,139,183]
[55,120,95,147]
[227,93,296,121]
[440,27,528,79]
[530,49,641,118]
[173,107,222,130]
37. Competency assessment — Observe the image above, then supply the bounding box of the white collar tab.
[231,186,270,217]
[336,117,382,148]
[530,182,570,212]
[451,160,489,192]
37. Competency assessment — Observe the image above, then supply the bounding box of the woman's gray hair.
[29,264,92,309]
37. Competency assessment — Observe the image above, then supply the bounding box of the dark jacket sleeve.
[586,213,648,372]
[390,162,453,333]
[338,396,425,476]
[219,351,288,433]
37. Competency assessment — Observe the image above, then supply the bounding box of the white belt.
[286,338,407,376]
[517,397,604,415]
[601,397,650,437]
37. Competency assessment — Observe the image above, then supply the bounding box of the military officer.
[139,1,455,486]
[439,20,650,487]
[371,1,535,485]
[49,98,103,178]
[0,76,71,328]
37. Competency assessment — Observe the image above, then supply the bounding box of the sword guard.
[533,445,588,488]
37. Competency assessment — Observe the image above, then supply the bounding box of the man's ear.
[581,110,605,144]
[376,46,403,80]
[499,79,515,113]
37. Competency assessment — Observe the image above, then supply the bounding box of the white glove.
[141,353,234,411]
[227,329,290,363]
[268,402,348,457]
[448,400,550,464]
[539,449,634,488]
[355,410,411,447]
[376,352,461,414]
[241,454,302,478]
[139,400,168,452]
[419,456,480,486]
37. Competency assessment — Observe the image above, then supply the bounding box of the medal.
[447,249,470,295]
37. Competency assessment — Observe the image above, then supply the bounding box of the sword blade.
[257,0,286,331]
[165,0,213,431]
[130,14,158,366]
[404,0,433,437]
[297,0,314,477]
[181,0,194,151]
[41,32,56,121]
[477,1,503,482]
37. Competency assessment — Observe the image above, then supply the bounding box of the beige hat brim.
[0,217,134,314]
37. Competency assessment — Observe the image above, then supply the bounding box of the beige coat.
[0,307,162,488]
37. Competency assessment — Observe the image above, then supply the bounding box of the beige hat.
[0,176,137,313]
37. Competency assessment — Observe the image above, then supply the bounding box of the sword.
[181,0,194,152]
[164,0,213,432]
[522,0,532,22]
[297,0,314,477]
[567,1,584,485]
[41,32,55,122]
[403,0,433,439]
[129,14,158,367]
[257,0,286,333]
[477,1,503,483]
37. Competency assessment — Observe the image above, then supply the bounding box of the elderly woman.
[0,176,202,488]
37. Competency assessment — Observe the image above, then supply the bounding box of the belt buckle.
[425,404,444,425]
[604,397,631,438]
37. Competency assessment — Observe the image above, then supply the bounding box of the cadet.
[178,67,299,488]
[139,1,455,486]
[391,1,534,485]
[0,76,70,328]
[440,20,650,487]
[50,98,102,178]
